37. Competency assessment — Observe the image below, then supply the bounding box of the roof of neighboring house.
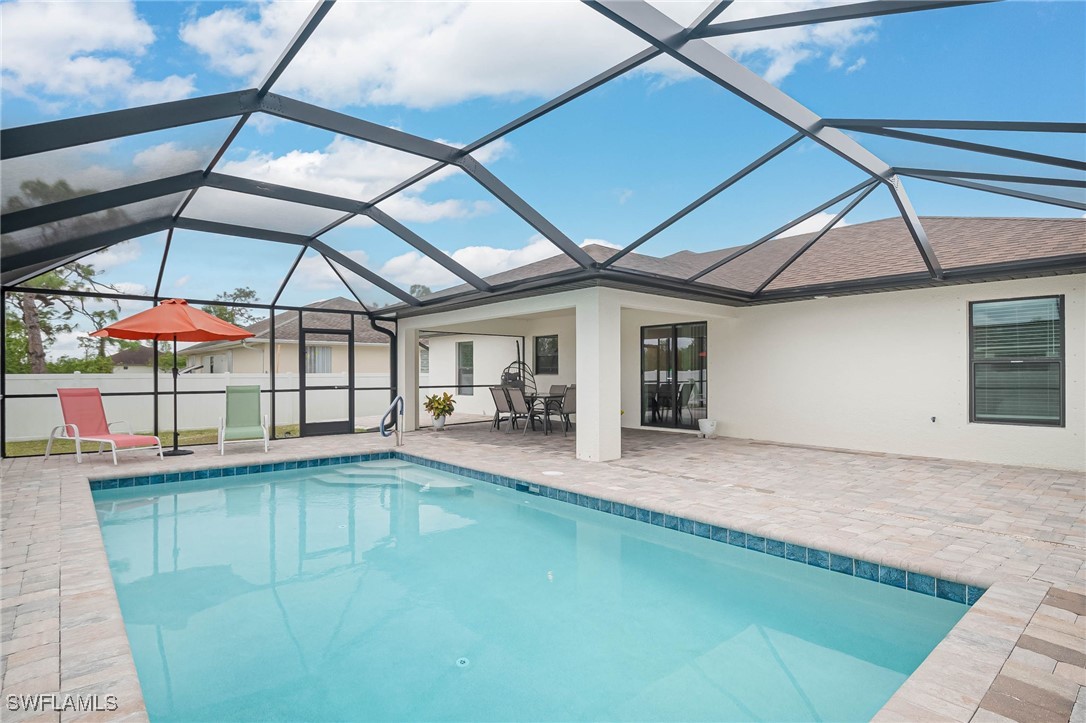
[425,216,1085,301]
[109,345,154,366]
[185,297,392,353]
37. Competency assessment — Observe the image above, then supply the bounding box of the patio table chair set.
[490,384,576,436]
[46,386,269,465]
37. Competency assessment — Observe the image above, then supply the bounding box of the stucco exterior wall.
[717,275,1084,471]
[527,314,577,392]
[398,276,1083,470]
[424,335,521,416]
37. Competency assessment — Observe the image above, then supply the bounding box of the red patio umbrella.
[91,299,254,456]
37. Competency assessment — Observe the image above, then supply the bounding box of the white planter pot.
[432,415,447,430]
[697,419,718,439]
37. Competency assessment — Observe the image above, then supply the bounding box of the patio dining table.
[527,392,566,435]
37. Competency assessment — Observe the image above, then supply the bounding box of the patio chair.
[548,384,567,396]
[656,383,674,423]
[218,385,269,454]
[506,386,544,435]
[46,388,163,465]
[678,382,696,425]
[489,386,516,431]
[554,385,576,436]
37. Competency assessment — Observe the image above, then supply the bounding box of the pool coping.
[32,448,1054,722]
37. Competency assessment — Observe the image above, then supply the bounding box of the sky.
[2,0,1084,354]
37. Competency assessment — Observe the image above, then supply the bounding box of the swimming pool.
[94,457,967,722]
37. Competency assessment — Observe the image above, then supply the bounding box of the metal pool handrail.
[380,395,405,446]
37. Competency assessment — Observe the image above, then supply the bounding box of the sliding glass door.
[641,322,707,430]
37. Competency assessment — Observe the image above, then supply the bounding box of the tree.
[4,266,122,373]
[46,355,114,374]
[3,179,128,372]
[4,309,29,374]
[202,287,258,327]
[409,284,432,298]
[157,341,187,371]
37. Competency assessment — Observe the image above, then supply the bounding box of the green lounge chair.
[218,385,269,454]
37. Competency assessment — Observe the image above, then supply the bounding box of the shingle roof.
[186,298,388,352]
[432,216,1084,299]
[109,345,154,366]
[688,216,1086,292]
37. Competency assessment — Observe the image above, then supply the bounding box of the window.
[305,345,332,374]
[419,344,430,374]
[207,353,231,374]
[457,341,474,396]
[534,335,559,375]
[971,296,1063,426]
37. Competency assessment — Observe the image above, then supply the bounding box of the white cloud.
[775,212,851,238]
[132,143,206,173]
[174,275,190,288]
[46,330,84,361]
[1,140,212,210]
[180,1,874,110]
[216,135,509,225]
[79,240,142,273]
[583,238,620,249]
[846,57,868,74]
[294,250,371,291]
[379,236,618,289]
[616,189,634,205]
[112,282,151,317]
[708,2,876,85]
[1,0,195,111]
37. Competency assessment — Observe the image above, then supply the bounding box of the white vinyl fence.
[3,372,427,442]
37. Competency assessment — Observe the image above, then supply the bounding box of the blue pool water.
[94,459,965,722]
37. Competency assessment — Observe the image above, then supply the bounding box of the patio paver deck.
[2,427,1083,721]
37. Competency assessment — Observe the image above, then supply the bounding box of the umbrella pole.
[163,335,194,457]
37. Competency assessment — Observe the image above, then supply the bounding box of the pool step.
[312,466,399,486]
[311,463,472,492]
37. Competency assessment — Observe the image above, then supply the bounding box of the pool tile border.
[90,449,983,607]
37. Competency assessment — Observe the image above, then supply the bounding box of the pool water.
[94,459,965,722]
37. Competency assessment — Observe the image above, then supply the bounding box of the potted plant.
[423,392,456,430]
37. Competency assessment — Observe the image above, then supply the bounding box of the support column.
[397,326,420,431]
[575,289,622,461]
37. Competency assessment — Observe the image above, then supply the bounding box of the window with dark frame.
[457,341,474,396]
[970,296,1063,427]
[534,335,559,375]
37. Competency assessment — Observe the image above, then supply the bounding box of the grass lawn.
[4,424,372,457]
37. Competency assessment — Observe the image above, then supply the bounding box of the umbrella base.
[162,449,195,457]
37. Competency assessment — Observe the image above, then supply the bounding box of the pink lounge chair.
[45,388,163,465]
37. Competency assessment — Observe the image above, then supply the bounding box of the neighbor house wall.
[718,275,1084,471]
[111,364,152,375]
[189,342,389,374]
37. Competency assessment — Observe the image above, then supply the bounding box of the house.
[394,216,1085,470]
[183,298,394,375]
[181,299,518,419]
[108,345,155,374]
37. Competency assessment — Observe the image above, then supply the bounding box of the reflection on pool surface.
[94,458,965,722]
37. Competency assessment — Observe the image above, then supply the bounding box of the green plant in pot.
[423,392,456,430]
